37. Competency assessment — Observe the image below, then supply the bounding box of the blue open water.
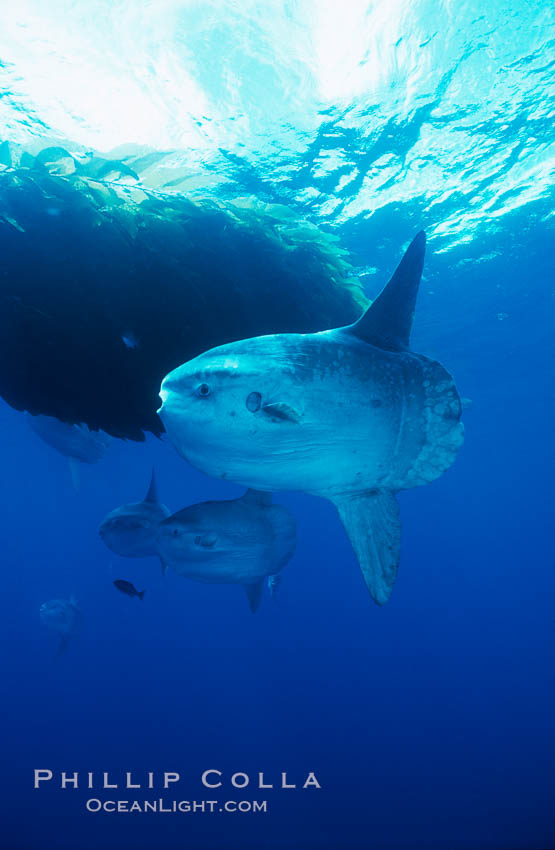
[0,2,554,848]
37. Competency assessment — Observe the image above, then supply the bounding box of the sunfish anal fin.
[333,490,401,606]
[348,231,426,352]
[244,581,264,614]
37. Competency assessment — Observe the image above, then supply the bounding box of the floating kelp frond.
[0,143,364,440]
[1,141,366,307]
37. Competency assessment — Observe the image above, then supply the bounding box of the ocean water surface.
[1,2,554,849]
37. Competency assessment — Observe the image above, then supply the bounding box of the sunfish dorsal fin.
[241,489,272,506]
[349,231,426,351]
[332,490,401,606]
[145,468,158,503]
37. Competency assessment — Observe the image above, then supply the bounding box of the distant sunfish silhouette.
[99,470,170,570]
[158,232,464,605]
[39,597,83,655]
[156,489,297,613]
[27,413,111,490]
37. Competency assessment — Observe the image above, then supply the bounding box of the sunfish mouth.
[157,387,169,413]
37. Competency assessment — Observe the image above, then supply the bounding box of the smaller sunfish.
[113,580,145,600]
[99,470,170,570]
[156,489,296,613]
[27,413,111,490]
[39,597,83,655]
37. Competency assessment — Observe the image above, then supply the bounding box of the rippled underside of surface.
[1,0,553,251]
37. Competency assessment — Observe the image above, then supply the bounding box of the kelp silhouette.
[0,145,363,440]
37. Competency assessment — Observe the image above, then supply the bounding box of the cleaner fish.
[113,580,145,600]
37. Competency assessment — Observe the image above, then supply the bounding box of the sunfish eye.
[246,391,262,412]
[196,383,211,398]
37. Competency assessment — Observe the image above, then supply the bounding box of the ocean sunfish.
[158,232,464,605]
[156,489,297,613]
[39,597,83,655]
[27,413,111,489]
[99,470,170,567]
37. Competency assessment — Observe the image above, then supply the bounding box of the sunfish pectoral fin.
[347,230,425,351]
[244,581,264,614]
[332,490,401,606]
[261,402,301,423]
[67,457,81,492]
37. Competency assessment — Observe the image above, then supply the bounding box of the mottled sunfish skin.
[158,232,464,606]
[99,469,170,562]
[156,490,297,613]
[27,413,112,490]
[39,597,83,655]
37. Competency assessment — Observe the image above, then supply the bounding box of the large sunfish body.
[158,233,463,604]
[99,469,170,560]
[156,489,296,612]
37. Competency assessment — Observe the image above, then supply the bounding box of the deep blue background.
[1,196,554,850]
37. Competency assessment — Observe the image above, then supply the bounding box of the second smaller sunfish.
[113,580,145,600]
[99,470,170,568]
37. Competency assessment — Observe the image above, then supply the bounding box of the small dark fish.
[113,580,145,600]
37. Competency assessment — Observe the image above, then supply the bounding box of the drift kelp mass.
[0,148,362,439]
